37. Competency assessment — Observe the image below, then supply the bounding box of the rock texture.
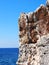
[16,4,49,65]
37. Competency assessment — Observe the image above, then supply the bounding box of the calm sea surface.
[0,48,19,65]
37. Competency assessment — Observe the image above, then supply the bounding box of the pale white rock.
[46,0,49,6]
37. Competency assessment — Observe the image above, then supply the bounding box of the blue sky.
[0,0,46,48]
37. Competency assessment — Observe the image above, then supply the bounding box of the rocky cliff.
[16,3,49,65]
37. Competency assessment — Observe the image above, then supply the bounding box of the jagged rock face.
[17,35,49,65]
[46,0,49,7]
[19,5,49,44]
[17,5,49,65]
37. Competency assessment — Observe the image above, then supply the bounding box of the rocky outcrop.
[17,34,49,65]
[16,3,49,65]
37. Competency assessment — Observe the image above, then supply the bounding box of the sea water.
[0,48,19,65]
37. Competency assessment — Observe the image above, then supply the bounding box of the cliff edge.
[16,2,49,65]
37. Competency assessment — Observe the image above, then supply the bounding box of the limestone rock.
[16,3,49,65]
[18,5,49,45]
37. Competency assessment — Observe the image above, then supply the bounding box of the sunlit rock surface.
[16,4,49,65]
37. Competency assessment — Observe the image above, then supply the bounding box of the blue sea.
[0,48,19,65]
